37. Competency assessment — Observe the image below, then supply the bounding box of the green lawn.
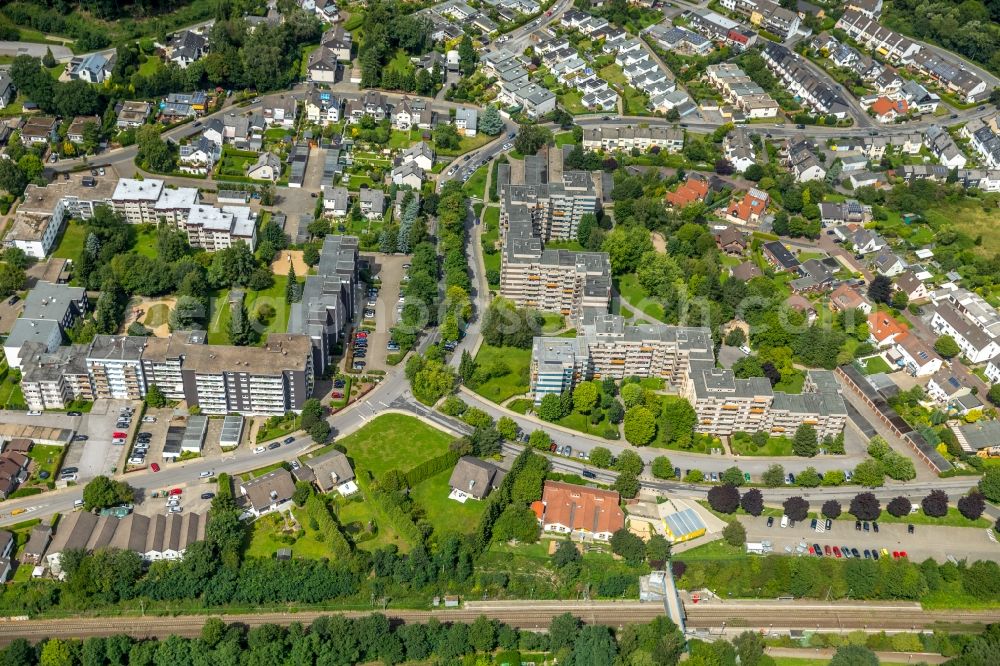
[144,303,170,328]
[247,462,288,479]
[482,207,501,283]
[558,90,588,115]
[336,494,407,553]
[246,508,338,559]
[925,199,1000,254]
[554,131,576,147]
[545,239,585,252]
[773,370,805,394]
[387,49,414,75]
[246,274,291,338]
[508,399,533,414]
[860,355,892,375]
[409,467,485,534]
[436,133,495,157]
[25,445,64,486]
[616,274,665,321]
[673,539,744,561]
[463,165,488,200]
[51,220,87,265]
[332,414,454,480]
[255,414,300,443]
[470,344,531,403]
[134,226,158,258]
[599,63,628,87]
[137,56,162,77]
[730,433,794,457]
[206,289,232,345]
[558,410,620,440]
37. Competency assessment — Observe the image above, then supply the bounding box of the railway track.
[1,602,998,645]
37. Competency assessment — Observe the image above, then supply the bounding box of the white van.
[780,515,789,528]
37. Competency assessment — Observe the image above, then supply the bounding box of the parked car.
[766,516,774,527]
[907,524,914,534]
[67,411,82,416]
[74,499,85,509]
[253,446,266,454]
[284,436,295,445]
[72,435,88,441]
[142,416,156,423]
[151,463,160,472]
[27,411,42,416]
[199,471,214,478]
[169,488,182,496]
[268,441,280,450]
[168,506,183,514]
[201,492,215,500]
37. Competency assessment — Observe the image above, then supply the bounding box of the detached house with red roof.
[868,311,907,346]
[724,187,769,226]
[868,96,908,123]
[665,177,709,208]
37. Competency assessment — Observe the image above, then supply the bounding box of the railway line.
[1,601,998,645]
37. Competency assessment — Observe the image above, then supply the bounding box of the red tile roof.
[534,481,624,536]
[666,178,709,207]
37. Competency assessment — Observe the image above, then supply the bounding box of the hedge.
[356,472,423,546]
[404,449,460,488]
[472,448,532,553]
[305,493,353,558]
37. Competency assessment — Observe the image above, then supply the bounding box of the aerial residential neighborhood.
[0,0,999,662]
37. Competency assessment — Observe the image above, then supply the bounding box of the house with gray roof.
[305,449,357,494]
[448,457,505,501]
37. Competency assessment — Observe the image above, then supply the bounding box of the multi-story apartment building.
[288,235,361,374]
[110,178,165,224]
[20,328,315,414]
[183,204,258,251]
[4,171,118,258]
[153,186,200,225]
[530,315,715,403]
[501,218,611,320]
[20,343,94,411]
[719,0,800,38]
[87,335,149,400]
[687,364,847,438]
[928,287,1000,363]
[497,150,598,242]
[704,63,779,118]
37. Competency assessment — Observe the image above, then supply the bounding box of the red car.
[113,431,127,438]
[833,546,842,558]
[898,551,907,558]
[151,463,160,472]
[169,488,182,496]
[823,545,832,556]
[356,332,367,338]
[892,551,900,558]
[808,545,815,555]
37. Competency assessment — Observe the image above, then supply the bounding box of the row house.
[720,0,801,38]
[683,9,757,50]
[304,90,342,125]
[907,50,988,104]
[760,43,850,118]
[346,91,389,124]
[581,126,684,153]
[924,125,967,170]
[961,117,1000,169]
[705,63,779,118]
[835,10,920,63]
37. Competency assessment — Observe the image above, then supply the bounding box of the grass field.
[409,467,485,534]
[144,303,170,327]
[246,274,291,338]
[335,414,454,479]
[436,133,495,157]
[841,506,991,529]
[553,131,575,146]
[860,355,892,375]
[482,207,501,283]
[134,226,158,258]
[25,445,64,486]
[463,165,488,200]
[470,344,531,403]
[206,289,232,345]
[926,199,1000,253]
[599,63,628,87]
[558,90,588,115]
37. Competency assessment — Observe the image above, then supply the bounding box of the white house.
[247,152,282,182]
[454,108,478,137]
[400,142,435,171]
[392,161,425,189]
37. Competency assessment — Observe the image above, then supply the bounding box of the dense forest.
[884,0,1000,75]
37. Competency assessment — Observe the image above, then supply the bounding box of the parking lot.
[133,472,219,519]
[740,515,1000,564]
[59,400,139,482]
[353,253,408,372]
[124,408,173,472]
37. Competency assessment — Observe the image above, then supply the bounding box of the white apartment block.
[928,288,1000,363]
[496,152,597,242]
[111,178,165,224]
[530,315,715,403]
[581,126,684,153]
[687,365,847,438]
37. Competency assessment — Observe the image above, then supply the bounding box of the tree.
[40,639,72,666]
[853,458,885,488]
[795,466,822,488]
[590,447,613,469]
[515,123,551,155]
[610,528,646,565]
[867,435,890,459]
[979,467,1000,502]
[285,262,300,304]
[849,492,881,521]
[792,423,818,457]
[744,163,764,181]
[922,489,949,518]
[651,455,674,479]
[569,625,617,666]
[867,274,893,304]
[0,263,25,299]
[886,496,912,517]
[292,481,313,506]
[934,334,961,358]
[496,416,519,441]
[721,466,745,487]
[958,491,986,520]
[614,450,644,476]
[822,499,842,519]
[528,429,551,450]
[828,645,879,666]
[553,540,581,568]
[433,122,461,151]
[612,472,639,498]
[0,158,27,197]
[988,384,1000,407]
[707,484,741,514]
[82,475,134,510]
[762,463,785,488]
[620,382,645,409]
[538,393,564,422]
[480,104,503,136]
[601,225,654,275]
[226,298,256,346]
[740,488,764,516]
[145,384,167,408]
[646,534,671,565]
[623,406,656,445]
[573,382,598,414]
[782,496,809,521]
[549,613,581,651]
[723,520,747,547]
[882,452,916,481]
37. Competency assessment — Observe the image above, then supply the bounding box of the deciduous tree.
[740,488,764,516]
[708,484,741,514]
[822,499,842,519]
[849,492,881,521]
[782,496,809,521]
[886,496,911,517]
[922,489,949,518]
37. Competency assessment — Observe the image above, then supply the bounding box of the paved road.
[0,42,72,61]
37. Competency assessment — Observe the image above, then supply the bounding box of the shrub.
[723,520,747,547]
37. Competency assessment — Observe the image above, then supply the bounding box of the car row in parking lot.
[801,543,907,560]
